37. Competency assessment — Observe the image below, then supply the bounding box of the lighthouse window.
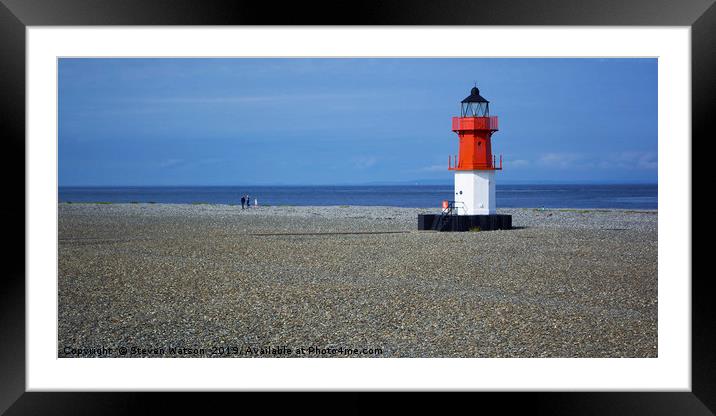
[460,101,490,117]
[460,86,491,117]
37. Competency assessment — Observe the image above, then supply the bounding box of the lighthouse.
[451,86,500,215]
[418,85,512,231]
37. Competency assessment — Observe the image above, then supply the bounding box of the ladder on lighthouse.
[432,200,459,231]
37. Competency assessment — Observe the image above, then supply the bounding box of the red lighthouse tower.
[418,85,512,231]
[450,86,501,172]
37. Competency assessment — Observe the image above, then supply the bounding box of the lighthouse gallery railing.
[451,116,499,131]
[448,154,502,171]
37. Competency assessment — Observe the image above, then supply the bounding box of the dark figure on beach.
[246,195,251,208]
[240,195,246,209]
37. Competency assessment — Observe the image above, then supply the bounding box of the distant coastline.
[58,184,657,210]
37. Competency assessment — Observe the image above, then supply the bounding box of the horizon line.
[59,182,659,187]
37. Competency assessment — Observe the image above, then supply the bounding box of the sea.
[58,184,658,210]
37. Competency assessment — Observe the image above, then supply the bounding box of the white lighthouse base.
[454,170,496,215]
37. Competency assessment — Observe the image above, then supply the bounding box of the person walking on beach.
[240,194,246,210]
[246,194,251,208]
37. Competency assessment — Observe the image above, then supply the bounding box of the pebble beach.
[58,203,658,358]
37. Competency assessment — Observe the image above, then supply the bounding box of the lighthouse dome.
[462,86,489,103]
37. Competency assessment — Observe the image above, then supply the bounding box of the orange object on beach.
[442,200,449,210]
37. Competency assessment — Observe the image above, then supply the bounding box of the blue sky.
[59,58,657,186]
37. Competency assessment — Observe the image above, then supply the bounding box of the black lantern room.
[460,86,490,117]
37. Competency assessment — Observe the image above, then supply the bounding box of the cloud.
[159,158,185,168]
[536,151,657,170]
[609,151,657,169]
[353,156,378,169]
[510,159,530,168]
[158,157,226,169]
[537,153,590,169]
[419,164,447,172]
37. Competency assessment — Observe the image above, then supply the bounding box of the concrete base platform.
[418,214,512,232]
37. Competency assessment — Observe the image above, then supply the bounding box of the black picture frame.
[1,0,710,414]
